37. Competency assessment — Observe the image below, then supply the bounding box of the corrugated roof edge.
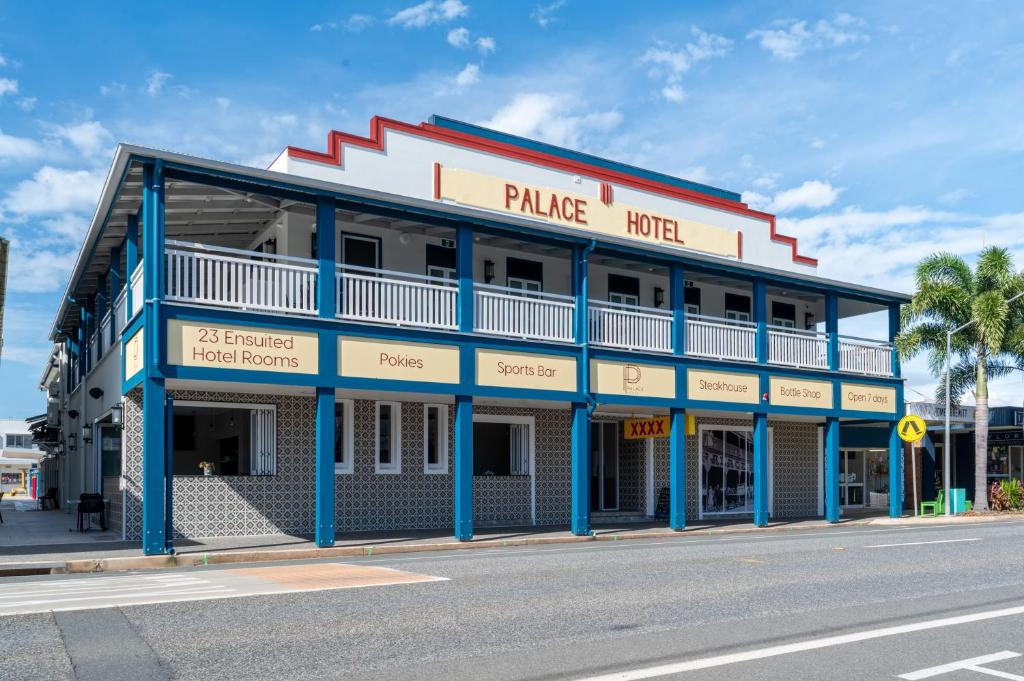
[429,115,742,204]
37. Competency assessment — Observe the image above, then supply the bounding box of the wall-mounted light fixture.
[484,260,495,284]
[653,287,665,308]
[68,434,77,451]
[89,387,104,400]
[68,409,79,420]
[81,427,92,446]
[111,404,123,425]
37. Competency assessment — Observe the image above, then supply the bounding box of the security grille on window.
[171,401,276,476]
[376,402,402,474]
[334,399,354,474]
[423,404,448,474]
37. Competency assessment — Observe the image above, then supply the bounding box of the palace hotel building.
[38,116,909,554]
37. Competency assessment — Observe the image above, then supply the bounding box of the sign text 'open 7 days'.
[436,166,740,259]
[166,320,319,374]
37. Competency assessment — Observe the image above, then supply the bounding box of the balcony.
[474,284,574,343]
[589,300,672,353]
[149,240,899,378]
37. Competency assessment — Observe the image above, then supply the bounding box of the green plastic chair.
[920,489,944,517]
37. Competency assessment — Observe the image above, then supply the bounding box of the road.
[4,519,1024,680]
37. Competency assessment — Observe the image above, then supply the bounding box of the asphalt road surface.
[5,519,1024,681]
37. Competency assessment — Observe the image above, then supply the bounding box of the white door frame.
[472,413,536,525]
[591,420,620,512]
[697,424,774,520]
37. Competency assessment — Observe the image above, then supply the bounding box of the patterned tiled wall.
[102,476,122,536]
[122,387,824,540]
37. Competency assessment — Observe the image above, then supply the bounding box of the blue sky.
[1,1,1023,417]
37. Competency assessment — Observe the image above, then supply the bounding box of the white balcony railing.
[130,262,144,318]
[685,314,756,362]
[474,284,575,343]
[767,325,829,370]
[589,300,673,353]
[164,240,318,315]
[114,289,127,338]
[336,264,458,330]
[97,311,112,359]
[839,335,893,377]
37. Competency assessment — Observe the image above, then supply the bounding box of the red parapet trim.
[433,162,441,200]
[285,116,819,267]
[737,231,743,261]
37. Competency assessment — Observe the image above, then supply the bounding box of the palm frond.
[975,246,1015,294]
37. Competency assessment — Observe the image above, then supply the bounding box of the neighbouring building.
[0,418,46,497]
[39,115,909,554]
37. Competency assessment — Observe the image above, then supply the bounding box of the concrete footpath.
[1,510,1020,577]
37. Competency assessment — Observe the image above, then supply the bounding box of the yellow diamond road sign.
[897,414,927,443]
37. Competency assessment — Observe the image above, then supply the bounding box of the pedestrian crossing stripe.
[897,414,927,443]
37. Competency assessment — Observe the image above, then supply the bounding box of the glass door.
[839,450,866,507]
[590,422,619,511]
[701,428,754,516]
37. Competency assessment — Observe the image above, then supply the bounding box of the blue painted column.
[315,195,337,548]
[84,295,94,373]
[889,302,901,379]
[825,416,840,522]
[164,396,174,547]
[889,381,906,518]
[669,407,686,530]
[108,246,121,346]
[826,293,839,371]
[125,214,139,316]
[141,160,170,556]
[572,243,590,345]
[753,412,769,526]
[571,401,591,536]
[454,394,474,541]
[754,279,767,364]
[670,264,685,355]
[77,310,86,382]
[456,223,474,333]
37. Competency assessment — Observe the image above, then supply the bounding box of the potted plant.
[198,461,215,477]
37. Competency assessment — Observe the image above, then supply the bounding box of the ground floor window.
[472,421,530,476]
[334,399,353,474]
[99,425,121,478]
[423,404,448,474]
[700,427,755,515]
[375,402,401,474]
[171,401,276,476]
[987,445,1024,488]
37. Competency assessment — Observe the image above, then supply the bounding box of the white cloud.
[0,54,6,67]
[661,84,686,103]
[5,242,78,293]
[752,173,779,190]
[260,113,298,132]
[99,82,126,96]
[0,78,18,97]
[215,96,231,109]
[455,63,480,88]
[1,166,105,216]
[747,14,869,60]
[767,180,842,213]
[387,0,468,29]
[530,0,566,28]
[0,129,44,161]
[346,14,375,32]
[810,136,826,149]
[447,27,470,48]
[480,93,622,148]
[16,97,35,111]
[476,36,496,54]
[641,27,731,102]
[309,23,323,32]
[49,121,112,158]
[939,188,970,205]
[145,71,172,96]
[741,190,771,211]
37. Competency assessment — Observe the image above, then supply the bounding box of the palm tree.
[896,247,1024,511]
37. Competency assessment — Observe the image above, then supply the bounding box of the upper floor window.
[772,301,796,328]
[375,402,401,474]
[423,404,448,474]
[341,232,381,270]
[684,285,702,316]
[334,399,354,474]
[608,274,640,307]
[725,293,751,322]
[5,433,31,449]
[507,257,543,295]
[425,244,456,281]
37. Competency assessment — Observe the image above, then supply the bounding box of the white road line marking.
[573,604,1024,681]
[0,580,205,599]
[0,586,235,609]
[900,651,1023,679]
[865,538,982,548]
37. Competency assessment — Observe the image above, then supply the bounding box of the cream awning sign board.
[167,320,319,374]
[438,166,739,259]
[124,328,144,379]
[768,376,833,409]
[590,359,675,399]
[476,348,577,392]
[841,382,897,413]
[687,369,760,405]
[339,337,459,384]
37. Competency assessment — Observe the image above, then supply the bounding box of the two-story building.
[42,116,909,554]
